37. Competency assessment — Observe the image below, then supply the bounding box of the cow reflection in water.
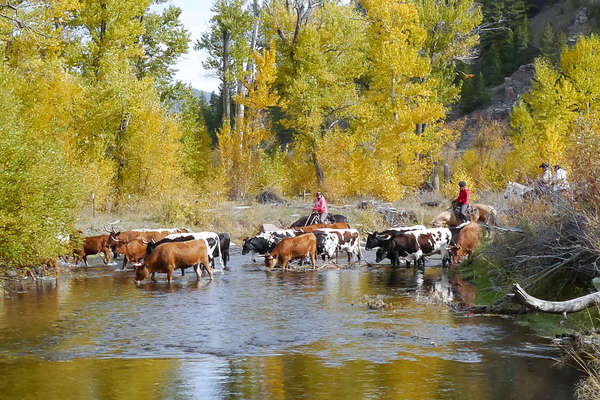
[414,270,476,308]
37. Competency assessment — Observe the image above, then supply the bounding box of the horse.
[503,181,534,201]
[431,203,497,227]
[290,212,348,227]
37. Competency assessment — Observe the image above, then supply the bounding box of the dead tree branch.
[513,283,600,314]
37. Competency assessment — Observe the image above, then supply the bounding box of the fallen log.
[512,283,600,314]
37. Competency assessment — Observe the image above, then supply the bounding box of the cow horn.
[141,239,149,245]
[364,230,373,235]
[376,234,391,241]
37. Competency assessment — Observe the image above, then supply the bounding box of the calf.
[242,230,297,261]
[265,233,317,270]
[134,239,213,283]
[449,222,480,265]
[73,233,116,267]
[315,228,361,262]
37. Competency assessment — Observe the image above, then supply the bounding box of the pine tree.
[476,72,491,108]
[483,44,503,85]
[539,22,555,61]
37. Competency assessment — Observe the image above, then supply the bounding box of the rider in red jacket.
[456,181,469,223]
[312,192,328,223]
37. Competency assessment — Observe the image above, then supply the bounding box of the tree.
[483,44,503,85]
[510,36,600,177]
[218,44,283,198]
[136,4,191,101]
[409,0,483,105]
[263,0,367,187]
[0,63,82,268]
[539,22,555,61]
[196,0,252,125]
[345,0,450,199]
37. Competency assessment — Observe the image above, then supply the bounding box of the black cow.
[218,232,230,268]
[242,230,297,261]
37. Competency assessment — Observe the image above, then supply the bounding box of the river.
[0,248,582,399]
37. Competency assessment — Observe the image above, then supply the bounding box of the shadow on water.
[0,248,583,399]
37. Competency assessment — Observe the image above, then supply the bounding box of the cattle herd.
[66,214,482,284]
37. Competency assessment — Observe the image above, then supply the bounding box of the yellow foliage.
[510,36,600,180]
[219,45,282,199]
[452,118,514,191]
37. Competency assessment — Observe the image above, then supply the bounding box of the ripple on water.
[0,249,581,400]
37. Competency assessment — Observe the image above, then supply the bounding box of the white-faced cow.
[313,230,340,260]
[315,228,362,262]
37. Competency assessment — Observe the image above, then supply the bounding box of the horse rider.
[537,162,552,195]
[552,164,570,195]
[455,181,470,223]
[312,191,328,223]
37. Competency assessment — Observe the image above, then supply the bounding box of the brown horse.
[431,203,497,227]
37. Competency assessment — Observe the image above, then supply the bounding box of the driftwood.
[512,283,600,314]
[478,223,525,234]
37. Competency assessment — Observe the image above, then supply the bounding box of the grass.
[76,193,449,243]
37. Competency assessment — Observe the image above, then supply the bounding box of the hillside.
[454,1,597,151]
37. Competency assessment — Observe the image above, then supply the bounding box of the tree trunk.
[312,148,324,186]
[512,283,600,314]
[222,30,231,125]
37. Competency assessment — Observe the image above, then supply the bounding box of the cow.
[134,239,213,283]
[73,233,116,267]
[264,233,317,271]
[118,238,148,270]
[145,232,224,269]
[315,228,361,262]
[364,225,425,251]
[107,228,188,256]
[218,233,231,268]
[293,222,350,233]
[448,222,481,265]
[367,228,452,268]
[242,229,297,261]
[313,230,340,260]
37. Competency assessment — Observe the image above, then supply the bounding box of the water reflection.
[0,252,581,399]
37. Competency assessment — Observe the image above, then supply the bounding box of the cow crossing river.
[0,248,582,399]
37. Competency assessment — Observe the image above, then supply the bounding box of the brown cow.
[107,228,188,255]
[119,239,148,270]
[134,239,213,283]
[449,222,481,265]
[73,233,116,267]
[265,233,317,271]
[293,222,350,233]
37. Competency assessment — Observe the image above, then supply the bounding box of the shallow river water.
[0,248,582,399]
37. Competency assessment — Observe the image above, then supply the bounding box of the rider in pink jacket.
[312,192,328,223]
